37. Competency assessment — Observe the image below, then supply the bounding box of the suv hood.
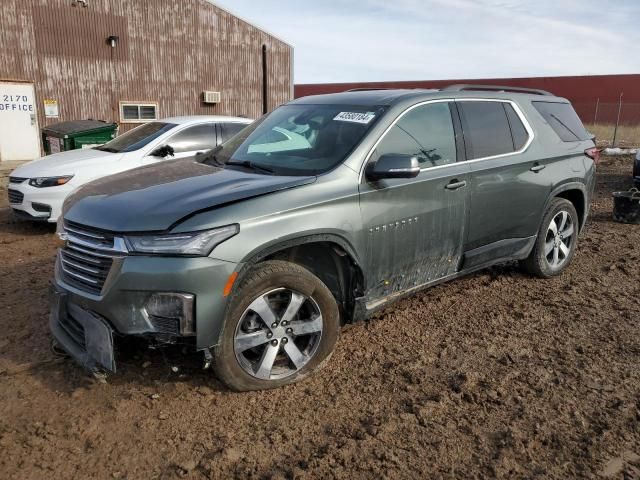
[12,148,123,177]
[64,158,316,232]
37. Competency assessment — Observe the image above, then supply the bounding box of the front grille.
[9,176,27,184]
[59,221,121,295]
[59,303,87,349]
[8,189,24,204]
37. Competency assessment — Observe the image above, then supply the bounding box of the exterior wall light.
[107,35,119,48]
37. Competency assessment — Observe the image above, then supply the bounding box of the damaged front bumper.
[49,250,239,374]
[50,285,116,373]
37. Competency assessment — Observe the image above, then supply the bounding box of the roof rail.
[442,84,553,96]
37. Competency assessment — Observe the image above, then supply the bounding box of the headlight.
[29,176,73,188]
[125,224,239,256]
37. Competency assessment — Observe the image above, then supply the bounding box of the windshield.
[95,122,176,153]
[200,104,385,175]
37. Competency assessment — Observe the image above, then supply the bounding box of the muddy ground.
[0,156,639,480]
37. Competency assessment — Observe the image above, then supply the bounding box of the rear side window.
[504,104,529,150]
[532,101,590,142]
[372,102,457,168]
[220,122,247,144]
[458,101,514,159]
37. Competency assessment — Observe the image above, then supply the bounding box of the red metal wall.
[295,74,640,124]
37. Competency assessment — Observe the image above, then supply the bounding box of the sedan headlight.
[125,224,239,256]
[29,175,73,188]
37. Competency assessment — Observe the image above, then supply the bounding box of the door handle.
[530,164,546,173]
[445,180,467,190]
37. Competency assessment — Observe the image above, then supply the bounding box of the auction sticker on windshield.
[333,112,376,124]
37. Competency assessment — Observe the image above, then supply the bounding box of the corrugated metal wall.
[0,0,292,133]
[295,74,640,124]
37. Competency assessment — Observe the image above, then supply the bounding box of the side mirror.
[150,145,175,158]
[365,154,421,181]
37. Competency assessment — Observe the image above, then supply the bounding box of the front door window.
[372,101,457,168]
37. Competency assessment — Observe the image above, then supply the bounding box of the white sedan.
[7,115,252,223]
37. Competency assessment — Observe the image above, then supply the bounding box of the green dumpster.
[42,120,118,155]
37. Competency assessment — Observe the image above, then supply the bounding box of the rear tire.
[213,260,340,391]
[522,198,579,278]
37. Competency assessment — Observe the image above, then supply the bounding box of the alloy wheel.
[233,288,323,380]
[545,210,575,268]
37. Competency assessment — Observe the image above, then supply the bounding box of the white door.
[0,82,41,161]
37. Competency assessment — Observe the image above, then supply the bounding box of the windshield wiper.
[198,146,224,166]
[226,160,275,175]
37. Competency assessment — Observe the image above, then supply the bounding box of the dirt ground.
[1,156,639,480]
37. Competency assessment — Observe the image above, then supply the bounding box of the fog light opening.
[145,293,195,336]
[32,202,52,214]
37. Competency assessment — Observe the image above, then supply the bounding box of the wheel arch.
[547,182,588,231]
[233,233,366,324]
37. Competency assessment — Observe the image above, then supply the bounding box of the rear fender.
[541,182,588,232]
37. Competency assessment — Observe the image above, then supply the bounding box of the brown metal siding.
[1,0,292,133]
[295,74,640,124]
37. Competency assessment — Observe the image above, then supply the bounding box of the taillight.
[585,147,600,166]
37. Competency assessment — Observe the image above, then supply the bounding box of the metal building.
[0,0,293,162]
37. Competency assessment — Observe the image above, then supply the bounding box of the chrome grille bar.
[59,247,103,265]
[64,224,109,240]
[59,255,102,275]
[60,264,100,284]
[65,233,127,254]
[66,243,116,259]
[59,221,126,295]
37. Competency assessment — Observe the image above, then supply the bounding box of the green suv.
[51,85,598,391]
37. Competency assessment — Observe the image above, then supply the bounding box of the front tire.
[522,198,579,278]
[213,260,340,391]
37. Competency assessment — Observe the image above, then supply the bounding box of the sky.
[213,0,640,84]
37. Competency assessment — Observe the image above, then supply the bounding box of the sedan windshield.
[95,122,176,153]
[201,104,385,175]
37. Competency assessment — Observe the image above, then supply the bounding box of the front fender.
[211,231,366,347]
[238,230,363,268]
